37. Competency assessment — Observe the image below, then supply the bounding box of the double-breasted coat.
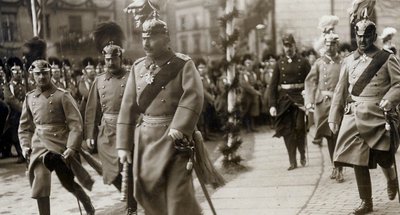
[18,84,90,197]
[85,69,128,184]
[329,46,400,167]
[116,51,204,215]
[268,54,310,137]
[305,55,341,139]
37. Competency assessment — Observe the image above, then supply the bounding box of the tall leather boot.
[381,166,398,200]
[127,163,137,215]
[74,184,95,215]
[284,136,297,170]
[353,166,373,214]
[37,197,50,215]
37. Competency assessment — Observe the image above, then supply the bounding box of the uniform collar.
[322,54,340,64]
[144,50,175,69]
[353,45,380,60]
[33,83,57,98]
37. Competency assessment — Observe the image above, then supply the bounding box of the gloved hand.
[118,150,132,164]
[379,99,393,111]
[269,107,277,117]
[168,128,183,140]
[63,148,76,160]
[86,139,95,150]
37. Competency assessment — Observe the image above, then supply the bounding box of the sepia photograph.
[1,0,400,214]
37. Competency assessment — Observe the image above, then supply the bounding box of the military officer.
[18,60,95,215]
[85,22,137,215]
[48,57,66,89]
[268,33,311,170]
[329,15,400,214]
[305,32,344,182]
[116,14,204,215]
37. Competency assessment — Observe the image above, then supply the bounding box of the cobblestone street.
[1,127,400,214]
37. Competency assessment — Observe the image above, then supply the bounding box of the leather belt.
[280,83,304,90]
[320,90,333,98]
[103,113,119,120]
[36,124,66,130]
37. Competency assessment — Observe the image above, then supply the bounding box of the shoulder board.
[175,53,191,61]
[383,48,394,54]
[134,57,146,65]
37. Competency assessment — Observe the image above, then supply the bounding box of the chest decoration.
[144,64,158,85]
[287,58,292,63]
[360,53,368,63]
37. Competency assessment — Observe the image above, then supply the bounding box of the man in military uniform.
[3,57,26,162]
[18,60,95,215]
[62,59,79,100]
[49,57,66,89]
[85,22,137,215]
[78,57,96,116]
[305,32,344,182]
[268,33,311,170]
[329,15,400,214]
[116,15,204,215]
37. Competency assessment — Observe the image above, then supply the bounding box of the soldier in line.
[48,57,66,89]
[85,22,137,215]
[116,12,204,215]
[62,59,79,100]
[78,57,96,116]
[329,14,400,214]
[304,32,344,183]
[2,57,26,162]
[239,54,262,132]
[268,33,311,170]
[18,60,95,215]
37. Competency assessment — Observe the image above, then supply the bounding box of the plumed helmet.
[324,32,340,44]
[142,16,168,38]
[48,57,62,73]
[29,60,51,73]
[82,57,95,71]
[7,57,23,74]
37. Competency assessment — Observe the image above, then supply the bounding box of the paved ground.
[2,126,400,215]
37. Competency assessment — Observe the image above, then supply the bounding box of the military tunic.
[18,84,87,197]
[329,47,400,167]
[85,69,128,184]
[117,51,203,215]
[305,55,341,139]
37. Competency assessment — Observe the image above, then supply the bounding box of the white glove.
[118,150,132,164]
[63,148,76,160]
[168,128,184,140]
[269,107,277,117]
[86,139,95,150]
[379,99,393,111]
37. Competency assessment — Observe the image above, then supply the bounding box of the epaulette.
[134,57,146,66]
[175,53,191,61]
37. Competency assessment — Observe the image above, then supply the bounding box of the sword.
[384,110,400,203]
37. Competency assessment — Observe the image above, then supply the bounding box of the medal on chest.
[143,63,158,85]
[287,58,292,63]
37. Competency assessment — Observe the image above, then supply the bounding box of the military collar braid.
[33,83,57,98]
[105,68,126,80]
[353,45,380,60]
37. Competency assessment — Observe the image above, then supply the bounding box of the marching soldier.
[268,33,311,170]
[78,57,96,116]
[117,8,204,215]
[18,60,95,215]
[85,22,137,215]
[305,32,344,182]
[329,11,400,214]
[48,57,66,89]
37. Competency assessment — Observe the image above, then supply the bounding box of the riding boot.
[74,184,95,215]
[37,197,50,215]
[382,166,398,200]
[353,166,373,214]
[127,164,137,215]
[112,174,122,192]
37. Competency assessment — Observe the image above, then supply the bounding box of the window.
[193,14,200,30]
[68,15,82,35]
[180,36,188,53]
[1,13,17,42]
[193,34,201,53]
[180,16,186,31]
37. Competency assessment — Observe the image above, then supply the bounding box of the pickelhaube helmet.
[354,8,376,36]
[324,32,340,44]
[29,59,51,73]
[48,57,62,73]
[102,41,123,58]
[7,57,23,74]
[142,14,168,38]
